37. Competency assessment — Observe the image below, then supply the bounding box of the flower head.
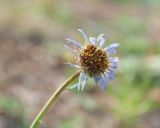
[65,29,119,91]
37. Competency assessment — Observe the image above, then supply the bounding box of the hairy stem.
[30,69,81,128]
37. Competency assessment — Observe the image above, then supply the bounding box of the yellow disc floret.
[79,44,108,76]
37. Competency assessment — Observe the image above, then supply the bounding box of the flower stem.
[30,69,81,128]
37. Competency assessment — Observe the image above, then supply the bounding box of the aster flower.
[65,29,119,91]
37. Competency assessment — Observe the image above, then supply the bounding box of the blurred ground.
[0,0,160,128]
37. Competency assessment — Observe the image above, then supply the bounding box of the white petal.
[106,70,115,80]
[64,62,80,69]
[99,74,108,90]
[106,48,117,54]
[78,29,89,44]
[109,62,118,67]
[77,71,88,91]
[108,64,118,70]
[81,74,89,91]
[97,34,104,42]
[104,43,119,51]
[89,37,97,45]
[93,75,101,84]
[108,57,119,63]
[97,34,106,48]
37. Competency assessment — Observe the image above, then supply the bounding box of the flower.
[65,29,119,91]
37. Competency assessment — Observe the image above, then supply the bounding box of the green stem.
[30,69,81,128]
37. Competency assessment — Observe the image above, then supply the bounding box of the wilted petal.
[89,37,97,45]
[78,29,89,44]
[64,44,80,54]
[65,62,80,69]
[65,38,82,48]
